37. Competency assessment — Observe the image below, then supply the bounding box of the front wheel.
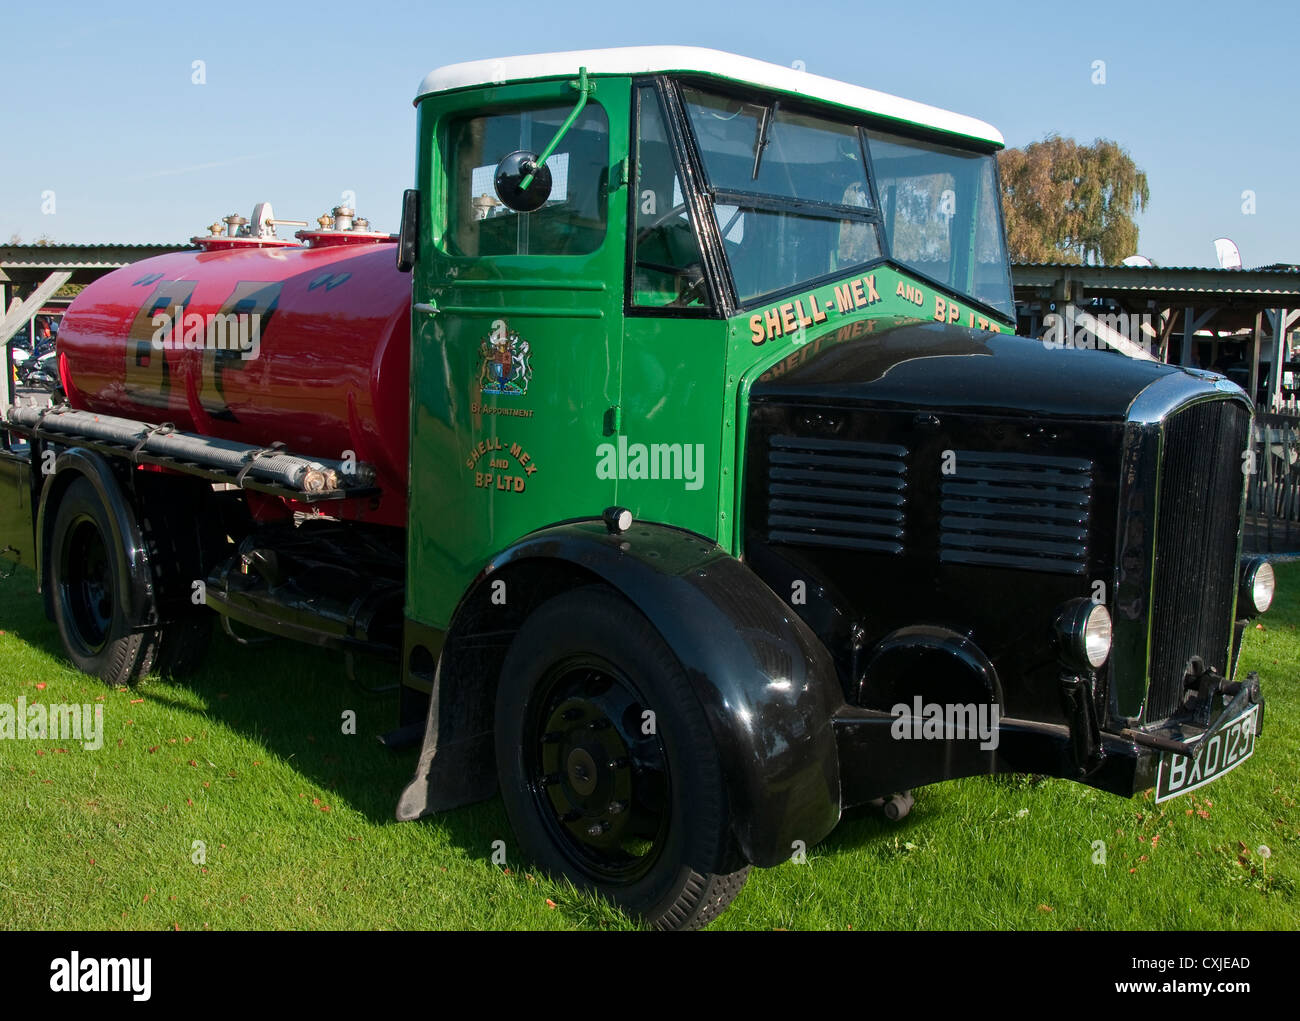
[495,585,749,930]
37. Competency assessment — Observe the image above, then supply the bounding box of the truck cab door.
[409,76,630,629]
[619,80,729,545]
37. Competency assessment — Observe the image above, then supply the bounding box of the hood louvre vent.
[939,451,1092,574]
[765,435,908,553]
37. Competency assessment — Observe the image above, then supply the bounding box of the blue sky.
[1,0,1295,267]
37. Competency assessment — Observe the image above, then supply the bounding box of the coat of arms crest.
[478,318,533,397]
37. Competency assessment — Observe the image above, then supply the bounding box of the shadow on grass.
[2,561,939,887]
[0,563,509,859]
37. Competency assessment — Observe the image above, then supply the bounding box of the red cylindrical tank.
[58,241,410,528]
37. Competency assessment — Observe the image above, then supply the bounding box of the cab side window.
[445,104,610,257]
[631,86,710,308]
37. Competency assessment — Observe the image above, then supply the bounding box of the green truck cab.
[392,48,1272,928]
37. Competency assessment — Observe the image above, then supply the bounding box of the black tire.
[134,477,218,680]
[495,585,750,930]
[153,613,213,679]
[48,477,160,686]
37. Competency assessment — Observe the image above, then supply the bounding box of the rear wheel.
[49,477,160,686]
[495,585,749,930]
[135,476,218,679]
[152,614,213,679]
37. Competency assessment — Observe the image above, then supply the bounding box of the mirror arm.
[519,67,591,191]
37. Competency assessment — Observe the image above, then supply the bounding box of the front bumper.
[832,672,1266,807]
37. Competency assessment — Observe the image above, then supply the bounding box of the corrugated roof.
[1014,261,1300,274]
[1,243,189,250]
[1011,262,1300,307]
[0,244,196,281]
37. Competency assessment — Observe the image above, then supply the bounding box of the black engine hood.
[751,320,1187,420]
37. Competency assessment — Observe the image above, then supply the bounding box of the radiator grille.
[765,435,908,554]
[1145,399,1250,722]
[939,451,1093,574]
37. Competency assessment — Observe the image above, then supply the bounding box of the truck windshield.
[865,130,1013,318]
[680,85,1014,319]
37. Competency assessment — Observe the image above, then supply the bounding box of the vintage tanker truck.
[0,47,1278,930]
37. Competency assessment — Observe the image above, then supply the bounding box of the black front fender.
[399,519,844,868]
[492,521,843,867]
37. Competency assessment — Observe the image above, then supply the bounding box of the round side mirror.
[494,150,552,212]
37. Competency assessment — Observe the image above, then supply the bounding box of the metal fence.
[1245,411,1300,554]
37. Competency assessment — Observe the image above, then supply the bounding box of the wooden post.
[1179,307,1218,369]
[1268,309,1286,410]
[1250,310,1264,408]
[1279,310,1300,411]
[1157,307,1177,362]
[0,270,72,347]
[0,270,72,417]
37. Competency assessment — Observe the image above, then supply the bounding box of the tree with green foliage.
[998,135,1150,266]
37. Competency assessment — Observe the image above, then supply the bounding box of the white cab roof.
[416,46,1003,146]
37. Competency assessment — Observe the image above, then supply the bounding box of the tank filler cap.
[191,202,303,250]
[294,206,395,248]
[250,201,308,240]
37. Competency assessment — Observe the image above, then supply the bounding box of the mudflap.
[395,659,496,821]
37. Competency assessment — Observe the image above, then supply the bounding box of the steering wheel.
[636,204,711,306]
[633,258,709,307]
[635,203,690,245]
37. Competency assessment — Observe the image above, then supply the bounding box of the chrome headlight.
[1056,598,1113,671]
[1240,559,1275,616]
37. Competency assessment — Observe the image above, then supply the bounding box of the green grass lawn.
[1,562,1297,930]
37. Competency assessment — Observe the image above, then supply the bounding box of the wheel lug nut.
[607,800,627,815]
[587,821,610,836]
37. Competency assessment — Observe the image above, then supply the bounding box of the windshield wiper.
[751,101,778,180]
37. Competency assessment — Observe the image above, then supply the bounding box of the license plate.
[1155,704,1259,803]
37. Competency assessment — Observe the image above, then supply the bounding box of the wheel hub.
[61,517,113,653]
[566,747,599,797]
[529,667,669,881]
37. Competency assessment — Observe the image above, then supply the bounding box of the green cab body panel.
[406,71,1013,632]
[409,76,633,631]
